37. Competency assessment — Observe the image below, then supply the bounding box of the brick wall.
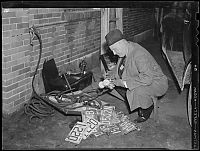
[123,8,155,41]
[2,8,101,115]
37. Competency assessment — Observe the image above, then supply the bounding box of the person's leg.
[114,86,127,100]
[107,88,125,101]
[127,78,168,111]
[128,86,154,123]
[114,86,132,113]
[127,80,168,123]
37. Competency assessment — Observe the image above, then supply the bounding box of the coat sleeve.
[125,55,153,90]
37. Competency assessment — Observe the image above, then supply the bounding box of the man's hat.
[105,29,124,46]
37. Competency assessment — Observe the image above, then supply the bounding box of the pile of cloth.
[65,105,140,144]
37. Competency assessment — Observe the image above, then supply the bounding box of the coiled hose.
[24,25,56,122]
[24,26,109,122]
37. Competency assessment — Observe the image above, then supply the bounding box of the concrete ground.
[2,37,192,150]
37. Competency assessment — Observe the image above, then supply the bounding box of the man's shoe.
[134,104,154,123]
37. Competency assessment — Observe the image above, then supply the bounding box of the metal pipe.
[34,17,98,28]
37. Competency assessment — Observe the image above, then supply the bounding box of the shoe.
[134,104,154,123]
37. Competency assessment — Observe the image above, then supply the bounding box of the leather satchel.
[42,58,93,94]
[42,58,67,93]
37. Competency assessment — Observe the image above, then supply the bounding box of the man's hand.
[107,82,115,89]
[99,79,115,89]
[99,77,125,90]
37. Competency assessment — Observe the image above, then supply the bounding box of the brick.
[5,70,19,82]
[2,55,12,63]
[44,13,52,18]
[12,63,25,72]
[34,14,44,19]
[3,82,19,92]
[42,38,49,44]
[2,44,11,51]
[12,74,25,84]
[59,29,66,35]
[48,27,56,33]
[56,52,64,58]
[41,51,52,58]
[16,10,28,17]
[17,23,29,29]
[39,18,49,24]
[43,41,53,49]
[2,24,17,31]
[39,28,48,34]
[28,9,39,14]
[50,8,60,13]
[54,40,61,45]
[3,93,20,105]
[3,79,13,88]
[24,50,31,56]
[3,47,18,57]
[21,33,29,40]
[11,52,25,60]
[12,85,26,96]
[60,38,67,44]
[23,39,30,46]
[52,13,61,17]
[2,37,11,44]
[2,61,17,68]
[10,41,23,48]
[2,79,8,86]
[25,93,32,101]
[2,11,16,18]
[26,88,32,95]
[20,90,26,98]
[55,43,65,50]
[18,78,31,86]
[10,17,22,24]
[33,45,40,51]
[32,19,40,25]
[57,60,65,67]
[22,16,29,23]
[2,31,11,37]
[18,67,31,75]
[2,18,10,24]
[38,8,48,14]
[25,72,30,78]
[49,17,60,23]
[24,28,29,34]
[14,97,25,106]
[10,36,21,44]
[2,91,13,99]
[3,79,13,87]
[2,74,7,81]
[2,67,12,75]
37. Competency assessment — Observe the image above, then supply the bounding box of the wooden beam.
[100,8,110,73]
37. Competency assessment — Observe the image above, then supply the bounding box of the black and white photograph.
[2,1,199,150]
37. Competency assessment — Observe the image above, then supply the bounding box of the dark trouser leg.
[114,86,127,100]
[114,86,132,114]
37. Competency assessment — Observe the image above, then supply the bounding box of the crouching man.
[103,29,168,123]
